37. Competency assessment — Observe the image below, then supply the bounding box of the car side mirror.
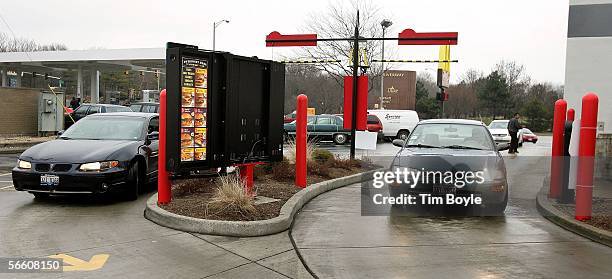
[57,130,64,137]
[496,142,510,152]
[392,139,405,148]
[147,131,159,142]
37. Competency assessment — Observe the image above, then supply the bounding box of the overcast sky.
[0,0,569,84]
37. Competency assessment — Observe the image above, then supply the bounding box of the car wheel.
[396,130,410,140]
[333,134,348,145]
[31,192,49,199]
[125,161,140,201]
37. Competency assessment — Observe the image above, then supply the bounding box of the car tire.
[486,191,508,215]
[396,130,410,141]
[31,192,49,199]
[333,134,348,145]
[125,161,140,201]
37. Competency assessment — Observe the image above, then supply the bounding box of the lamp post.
[379,19,393,109]
[213,19,230,52]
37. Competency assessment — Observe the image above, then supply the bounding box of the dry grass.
[285,137,318,164]
[206,173,256,218]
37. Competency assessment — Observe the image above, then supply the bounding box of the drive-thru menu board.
[180,57,208,162]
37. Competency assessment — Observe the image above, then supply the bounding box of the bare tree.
[293,0,385,85]
[0,32,67,52]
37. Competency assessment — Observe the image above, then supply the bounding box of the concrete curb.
[536,182,612,247]
[0,147,28,154]
[144,169,380,237]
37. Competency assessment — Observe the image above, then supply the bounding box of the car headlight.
[79,161,119,171]
[17,159,31,169]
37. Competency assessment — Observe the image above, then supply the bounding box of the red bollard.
[549,99,567,199]
[158,89,172,204]
[567,108,575,122]
[576,93,599,221]
[236,162,262,196]
[295,94,308,188]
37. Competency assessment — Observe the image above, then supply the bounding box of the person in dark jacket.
[69,97,78,110]
[507,113,523,154]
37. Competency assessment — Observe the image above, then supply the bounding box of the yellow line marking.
[48,253,109,271]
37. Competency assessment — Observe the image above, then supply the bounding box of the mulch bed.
[554,197,612,232]
[160,160,376,221]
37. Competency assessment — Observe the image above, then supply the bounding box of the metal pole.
[380,27,385,109]
[350,11,360,160]
[213,23,216,52]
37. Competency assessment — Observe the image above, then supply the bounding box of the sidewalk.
[537,178,612,247]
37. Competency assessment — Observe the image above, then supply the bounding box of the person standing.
[69,97,78,110]
[507,113,523,154]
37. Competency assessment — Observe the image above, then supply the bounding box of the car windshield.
[60,116,145,140]
[489,121,508,129]
[406,123,495,150]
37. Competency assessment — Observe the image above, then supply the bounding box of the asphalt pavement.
[291,136,612,278]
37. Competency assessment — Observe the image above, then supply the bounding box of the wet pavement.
[290,136,612,278]
[1,138,611,278]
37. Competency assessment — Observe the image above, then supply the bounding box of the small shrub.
[331,157,362,170]
[312,148,334,163]
[206,173,256,218]
[270,160,295,181]
[307,160,331,178]
[285,137,318,164]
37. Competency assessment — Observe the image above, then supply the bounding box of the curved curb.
[145,169,380,237]
[536,182,612,247]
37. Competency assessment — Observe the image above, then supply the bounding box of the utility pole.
[379,19,393,109]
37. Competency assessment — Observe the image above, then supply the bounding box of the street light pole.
[213,19,230,52]
[379,19,392,109]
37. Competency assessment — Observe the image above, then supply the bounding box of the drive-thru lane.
[291,136,612,278]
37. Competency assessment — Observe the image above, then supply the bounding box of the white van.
[367,109,419,140]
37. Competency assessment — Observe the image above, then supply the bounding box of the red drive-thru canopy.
[265,32,318,47]
[398,29,458,45]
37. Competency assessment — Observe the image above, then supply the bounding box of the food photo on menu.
[182,87,195,107]
[181,108,194,127]
[195,88,207,107]
[181,128,194,147]
[195,68,207,88]
[194,148,206,161]
[194,128,206,147]
[194,108,206,127]
[181,148,194,162]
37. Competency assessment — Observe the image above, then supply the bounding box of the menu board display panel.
[180,56,208,162]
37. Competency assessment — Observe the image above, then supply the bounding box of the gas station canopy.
[0,48,166,103]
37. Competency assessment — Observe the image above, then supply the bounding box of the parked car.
[69,104,133,123]
[130,102,160,113]
[284,114,350,144]
[521,128,538,143]
[284,111,296,123]
[367,109,419,140]
[390,119,509,214]
[13,112,159,200]
[487,120,524,146]
[367,114,384,139]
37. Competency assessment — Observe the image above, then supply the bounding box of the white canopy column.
[77,67,83,98]
[90,69,99,103]
[1,69,7,87]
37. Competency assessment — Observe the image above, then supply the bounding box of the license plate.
[432,185,456,195]
[40,174,59,187]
